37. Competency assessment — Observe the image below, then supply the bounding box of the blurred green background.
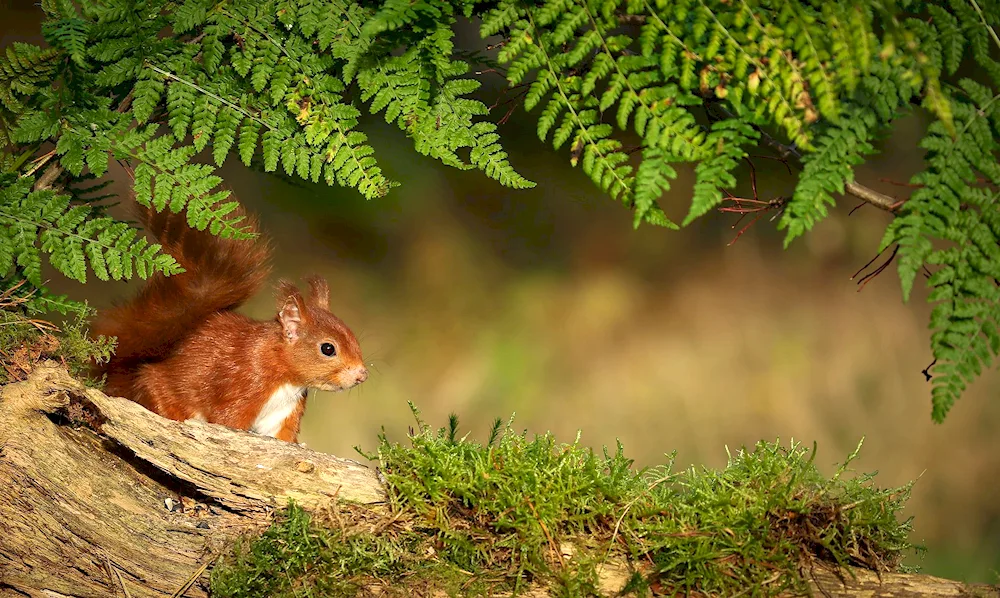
[3,0,999,584]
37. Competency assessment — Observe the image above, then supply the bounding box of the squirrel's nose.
[354,367,369,385]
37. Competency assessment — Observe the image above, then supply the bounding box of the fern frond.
[0,43,59,113]
[881,79,1000,421]
[191,94,220,153]
[0,174,182,287]
[634,149,679,229]
[41,15,90,67]
[166,78,196,141]
[3,0,998,421]
[779,108,877,245]
[213,106,243,166]
[685,120,759,225]
[0,43,60,147]
[116,128,252,237]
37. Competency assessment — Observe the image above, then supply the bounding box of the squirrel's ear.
[305,276,330,310]
[276,281,304,343]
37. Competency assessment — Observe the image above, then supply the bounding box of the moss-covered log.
[0,365,997,598]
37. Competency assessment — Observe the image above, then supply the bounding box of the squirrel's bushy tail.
[93,203,271,397]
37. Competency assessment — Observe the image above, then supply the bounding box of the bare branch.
[32,161,64,191]
[845,181,903,213]
[708,103,905,214]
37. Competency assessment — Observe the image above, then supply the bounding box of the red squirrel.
[91,202,368,442]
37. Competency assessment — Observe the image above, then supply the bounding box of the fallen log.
[0,365,383,597]
[0,365,996,597]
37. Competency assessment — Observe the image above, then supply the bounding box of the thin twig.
[474,67,508,78]
[23,149,57,178]
[498,102,520,126]
[878,177,923,188]
[0,282,61,333]
[170,556,216,598]
[526,499,564,567]
[850,247,888,281]
[844,182,902,213]
[713,104,905,214]
[33,162,64,191]
[922,358,937,381]
[0,319,58,331]
[747,153,794,175]
[716,158,790,244]
[852,245,900,292]
[848,201,867,216]
[106,558,133,598]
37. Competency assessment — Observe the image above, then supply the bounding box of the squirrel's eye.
[320,342,337,357]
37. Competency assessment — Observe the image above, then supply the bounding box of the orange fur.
[275,401,306,443]
[91,203,367,443]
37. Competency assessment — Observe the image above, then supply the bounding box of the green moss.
[0,295,114,385]
[211,406,916,597]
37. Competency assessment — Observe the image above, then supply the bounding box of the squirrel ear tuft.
[305,276,330,310]
[276,280,304,342]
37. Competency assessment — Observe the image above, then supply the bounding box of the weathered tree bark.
[0,365,997,597]
[0,365,384,597]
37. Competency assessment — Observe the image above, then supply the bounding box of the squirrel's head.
[275,277,368,391]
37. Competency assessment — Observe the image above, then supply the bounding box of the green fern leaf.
[684,120,759,225]
[213,106,242,166]
[191,94,219,153]
[132,72,165,125]
[41,16,90,67]
[238,119,262,166]
[634,148,678,229]
[167,80,196,141]
[56,132,86,176]
[262,129,281,172]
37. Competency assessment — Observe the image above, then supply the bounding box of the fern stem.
[733,0,810,142]
[579,1,705,158]
[22,150,58,179]
[525,12,632,201]
[636,0,700,60]
[220,8,292,59]
[146,63,272,131]
[967,0,1000,52]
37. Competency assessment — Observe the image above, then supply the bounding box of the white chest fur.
[251,384,306,437]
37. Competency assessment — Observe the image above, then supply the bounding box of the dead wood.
[0,365,996,597]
